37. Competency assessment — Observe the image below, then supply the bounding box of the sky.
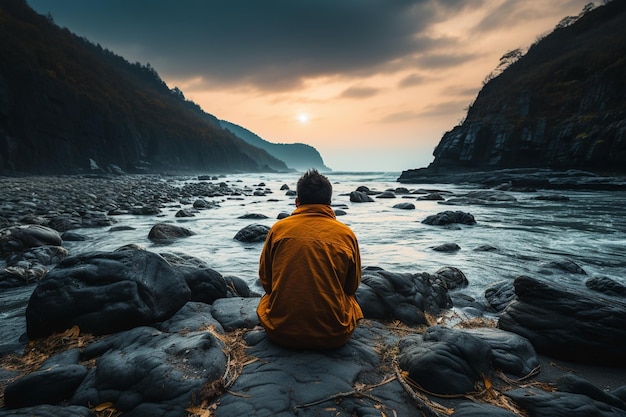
[27,0,595,172]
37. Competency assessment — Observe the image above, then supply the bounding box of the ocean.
[1,171,625,351]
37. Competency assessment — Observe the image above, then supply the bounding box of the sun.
[297,113,309,124]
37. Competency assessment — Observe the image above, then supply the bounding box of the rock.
[416,193,445,201]
[463,190,517,202]
[157,301,224,334]
[474,244,497,251]
[0,225,62,257]
[0,245,70,287]
[107,164,125,175]
[3,365,88,409]
[60,232,87,241]
[193,198,218,209]
[129,205,161,215]
[224,275,254,297]
[460,328,539,377]
[238,213,269,219]
[434,266,468,290]
[355,185,378,195]
[0,404,94,416]
[532,194,570,201]
[356,267,451,326]
[233,224,270,242]
[422,211,476,226]
[506,387,626,417]
[586,276,626,297]
[498,276,626,365]
[376,191,396,199]
[484,280,516,312]
[539,258,587,275]
[25,250,193,339]
[175,208,196,217]
[211,297,260,331]
[451,402,520,416]
[71,326,226,417]
[392,202,415,210]
[398,326,493,395]
[397,168,626,191]
[108,225,135,232]
[147,222,195,241]
[214,322,423,417]
[556,374,626,410]
[349,191,375,202]
[432,243,461,252]
[182,267,229,304]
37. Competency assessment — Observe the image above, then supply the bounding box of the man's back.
[257,203,363,349]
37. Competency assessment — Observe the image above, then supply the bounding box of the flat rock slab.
[213,322,425,417]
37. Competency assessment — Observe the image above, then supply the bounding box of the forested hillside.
[0,0,290,174]
[219,120,331,172]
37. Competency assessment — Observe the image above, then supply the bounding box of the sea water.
[1,171,625,351]
[62,171,626,297]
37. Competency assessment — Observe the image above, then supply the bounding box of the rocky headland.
[397,167,626,191]
[0,174,625,417]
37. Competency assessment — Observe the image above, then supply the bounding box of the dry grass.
[0,315,555,417]
[186,326,258,417]
[0,325,96,410]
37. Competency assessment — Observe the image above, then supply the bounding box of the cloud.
[398,73,428,88]
[379,111,419,123]
[28,0,491,91]
[418,99,470,118]
[414,52,478,70]
[340,86,380,99]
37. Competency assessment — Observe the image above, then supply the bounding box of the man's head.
[296,169,332,206]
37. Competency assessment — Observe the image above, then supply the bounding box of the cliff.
[219,120,331,172]
[402,0,626,180]
[0,0,291,175]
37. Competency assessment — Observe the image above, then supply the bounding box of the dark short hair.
[296,169,332,205]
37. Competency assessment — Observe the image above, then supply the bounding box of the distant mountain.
[0,0,292,175]
[401,0,626,180]
[219,120,331,172]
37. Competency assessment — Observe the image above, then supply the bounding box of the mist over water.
[60,171,626,300]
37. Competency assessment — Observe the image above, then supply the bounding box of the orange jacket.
[257,204,363,349]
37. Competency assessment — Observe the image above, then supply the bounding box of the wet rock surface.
[1,174,625,417]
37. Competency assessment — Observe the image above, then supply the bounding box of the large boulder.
[356,267,451,326]
[0,225,62,258]
[71,326,227,417]
[398,326,493,395]
[498,276,626,365]
[26,250,193,339]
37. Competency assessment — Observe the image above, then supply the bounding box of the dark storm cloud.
[27,0,486,91]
